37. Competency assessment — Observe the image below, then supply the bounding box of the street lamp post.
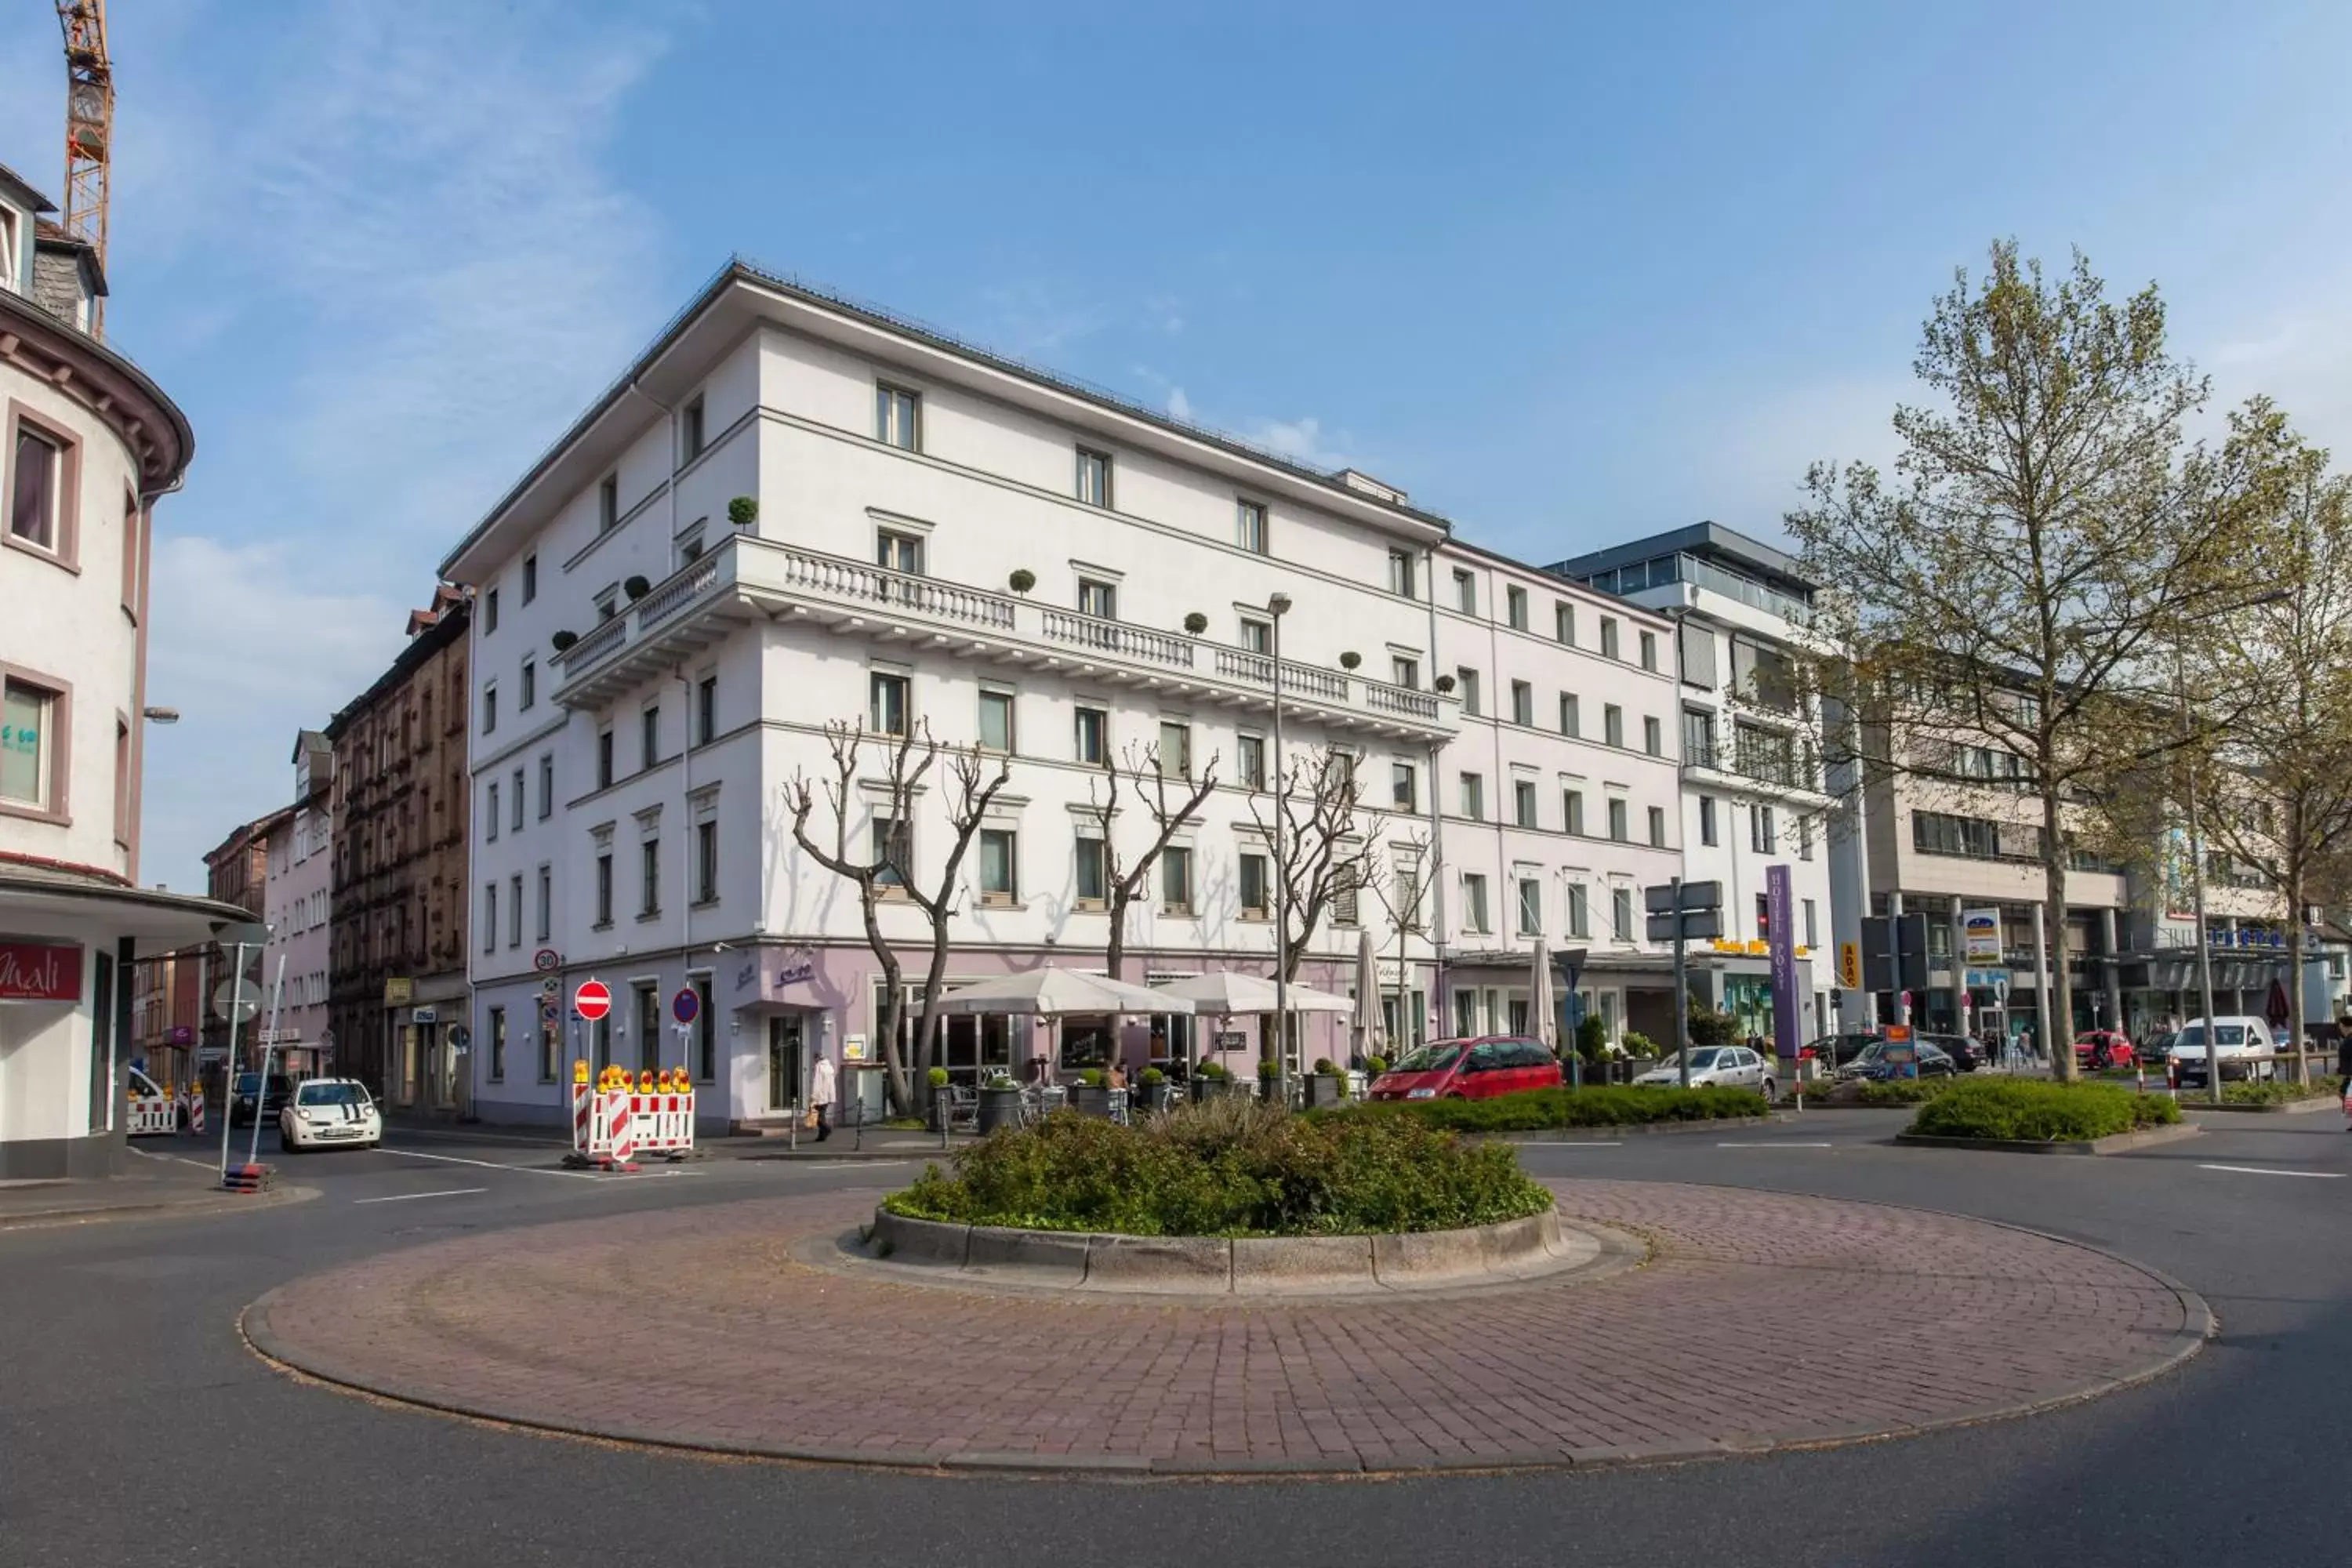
[2178,656,2223,1105]
[1269,591,1293,1105]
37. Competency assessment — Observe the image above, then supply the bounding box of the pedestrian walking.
[811,1051,837,1142]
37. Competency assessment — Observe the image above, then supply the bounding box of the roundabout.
[241,1177,2209,1476]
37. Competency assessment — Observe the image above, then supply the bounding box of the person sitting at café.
[1105,1059,1128,1091]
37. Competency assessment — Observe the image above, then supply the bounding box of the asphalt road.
[5,1107,2350,1568]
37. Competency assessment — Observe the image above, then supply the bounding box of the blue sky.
[2,0,2346,889]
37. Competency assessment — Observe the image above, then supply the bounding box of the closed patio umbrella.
[1352,927,1385,1064]
[1530,935,1558,1054]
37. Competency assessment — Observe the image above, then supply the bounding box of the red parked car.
[2074,1029,2136,1069]
[1367,1036,1564,1101]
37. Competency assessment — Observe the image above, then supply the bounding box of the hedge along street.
[243,1180,2208,1476]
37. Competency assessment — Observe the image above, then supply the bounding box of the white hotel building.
[438,262,1686,1129]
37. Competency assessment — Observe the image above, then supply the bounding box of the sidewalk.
[382,1112,974,1162]
[0,1142,310,1231]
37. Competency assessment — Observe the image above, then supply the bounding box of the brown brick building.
[325,588,472,1111]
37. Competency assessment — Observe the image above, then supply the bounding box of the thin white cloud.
[1166,386,1195,423]
[97,0,677,887]
[1243,415,1353,470]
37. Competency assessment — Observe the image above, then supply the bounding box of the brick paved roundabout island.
[241,1178,2211,1476]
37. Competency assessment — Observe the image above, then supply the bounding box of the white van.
[2168,1017,2276,1086]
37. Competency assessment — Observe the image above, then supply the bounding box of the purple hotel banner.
[1766,864,1798,1061]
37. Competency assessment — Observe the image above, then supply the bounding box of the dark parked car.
[1923,1033,1984,1071]
[229,1071,293,1127]
[1804,1032,1883,1069]
[1838,1040,1957,1081]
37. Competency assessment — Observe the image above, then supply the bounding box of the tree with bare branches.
[1081,740,1219,984]
[1248,746,1383,1010]
[781,718,1011,1113]
[1363,826,1438,1053]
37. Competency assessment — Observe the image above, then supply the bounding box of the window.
[1612,887,1634,942]
[876,383,920,450]
[1239,853,1270,917]
[1076,447,1112,507]
[1603,704,1624,748]
[1074,837,1107,904]
[482,884,498,953]
[1391,655,1419,690]
[112,718,129,844]
[535,865,552,942]
[598,475,619,532]
[1642,715,1661,756]
[1607,797,1628,842]
[1513,779,1537,828]
[1755,893,1771,941]
[539,753,554,818]
[1333,866,1359,927]
[978,690,1015,753]
[1559,693,1580,737]
[509,873,523,947]
[1236,499,1268,554]
[486,782,500,840]
[1236,733,1265,789]
[1750,804,1777,854]
[1568,883,1590,938]
[1073,706,1106,764]
[522,554,537,604]
[1392,761,1417,812]
[1600,619,1620,659]
[1076,576,1117,620]
[1554,601,1575,644]
[1455,669,1480,716]
[1506,585,1529,630]
[488,1007,506,1082]
[1798,818,1814,862]
[1158,720,1192,780]
[485,587,499,634]
[1387,549,1417,598]
[520,659,535,711]
[481,684,497,735]
[1454,569,1476,614]
[120,493,143,617]
[1460,873,1490,935]
[1648,805,1666,848]
[596,588,619,622]
[873,816,909,887]
[1510,681,1534,726]
[978,829,1018,904]
[1460,772,1484,820]
[1517,878,1542,936]
[1802,898,1819,949]
[1699,795,1718,846]
[9,421,67,554]
[1237,616,1272,655]
[1639,630,1658,671]
[1564,789,1585,836]
[640,705,660,769]
[697,676,717,745]
[871,672,909,736]
[1160,846,1193,913]
[511,767,524,832]
[877,529,923,575]
[682,396,706,461]
[696,819,717,903]
[640,838,661,916]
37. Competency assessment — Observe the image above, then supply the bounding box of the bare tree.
[1081,740,1219,984]
[1248,746,1384,1010]
[782,719,1009,1112]
[1363,826,1438,1055]
[1789,243,2258,1078]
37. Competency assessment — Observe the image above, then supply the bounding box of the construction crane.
[56,1,113,337]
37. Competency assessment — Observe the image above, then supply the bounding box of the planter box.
[1305,1076,1347,1109]
[1068,1086,1115,1118]
[1134,1081,1174,1114]
[976,1087,1023,1134]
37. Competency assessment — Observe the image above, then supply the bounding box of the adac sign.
[0,942,83,1002]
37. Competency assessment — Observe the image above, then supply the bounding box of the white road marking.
[354,1187,488,1204]
[125,1146,221,1173]
[1718,1142,1836,1149]
[376,1146,695,1181]
[2197,1163,2346,1180]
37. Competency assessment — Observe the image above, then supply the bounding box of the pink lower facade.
[468,940,1392,1131]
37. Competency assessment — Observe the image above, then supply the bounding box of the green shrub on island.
[1908,1078,2180,1142]
[2220,1076,2343,1105]
[1325,1084,1768,1131]
[882,1098,1550,1237]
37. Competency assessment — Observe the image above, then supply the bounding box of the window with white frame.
[1073,705,1107,764]
[1513,778,1537,828]
[1236,499,1268,554]
[1460,873,1490,935]
[876,383,920,451]
[1078,576,1117,619]
[1158,720,1191,779]
[0,675,59,811]
[1160,845,1193,913]
[9,419,68,555]
[1076,447,1112,507]
[1236,733,1265,789]
[1387,549,1417,597]
[1074,834,1107,906]
[1568,882,1589,938]
[1506,585,1529,630]
[871,671,909,736]
[978,829,1018,904]
[1454,569,1476,614]
[1607,797,1628,842]
[877,528,923,575]
[1239,853,1270,918]
[1612,887,1634,942]
[1510,681,1534,726]
[1517,877,1542,936]
[1460,772,1484,821]
[978,689,1015,753]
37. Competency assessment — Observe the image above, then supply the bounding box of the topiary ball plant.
[1433,673,1457,694]
[1257,1057,1282,1080]
[1008,568,1036,594]
[1140,1065,1166,1085]
[1080,1067,1106,1089]
[1183,612,1209,634]
[927,1065,950,1088]
[1366,1054,1389,1076]
[727,495,759,528]
[1338,651,1362,670]
[1312,1057,1338,1076]
[624,574,652,601]
[550,630,579,652]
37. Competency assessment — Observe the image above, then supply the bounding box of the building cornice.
[0,287,193,495]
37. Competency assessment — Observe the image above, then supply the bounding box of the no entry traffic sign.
[574,978,612,1021]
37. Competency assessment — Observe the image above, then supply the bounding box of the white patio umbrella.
[935,969,1192,1016]
[1149,972,1355,1014]
[1352,927,1386,1063]
[1530,935,1558,1054]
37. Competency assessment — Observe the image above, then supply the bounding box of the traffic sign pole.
[1672,877,1690,1091]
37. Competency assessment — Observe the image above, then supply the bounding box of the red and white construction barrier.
[568,1064,695,1170]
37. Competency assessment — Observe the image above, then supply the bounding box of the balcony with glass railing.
[549,532,1453,735]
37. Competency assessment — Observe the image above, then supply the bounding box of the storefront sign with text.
[0,942,82,1003]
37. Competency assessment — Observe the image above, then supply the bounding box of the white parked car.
[278,1078,383,1152]
[1633,1046,1776,1098]
[2167,1017,2277,1087]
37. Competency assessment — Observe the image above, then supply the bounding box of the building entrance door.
[768,1014,804,1113]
